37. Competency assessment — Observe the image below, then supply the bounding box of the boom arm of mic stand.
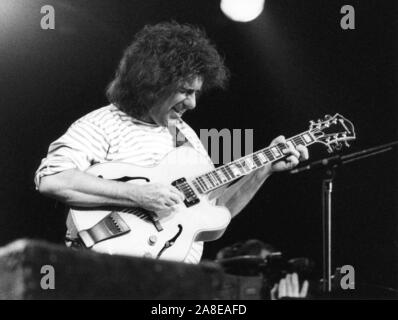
[290,155,342,174]
[290,140,398,174]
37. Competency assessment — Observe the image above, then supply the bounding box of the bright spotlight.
[220,0,265,23]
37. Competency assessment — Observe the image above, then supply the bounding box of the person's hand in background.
[270,273,309,300]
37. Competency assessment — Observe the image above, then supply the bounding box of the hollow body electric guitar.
[69,114,355,262]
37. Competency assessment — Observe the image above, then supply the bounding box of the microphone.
[290,155,342,174]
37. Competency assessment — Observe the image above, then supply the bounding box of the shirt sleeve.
[34,119,109,189]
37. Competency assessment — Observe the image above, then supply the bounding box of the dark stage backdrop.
[0,0,396,290]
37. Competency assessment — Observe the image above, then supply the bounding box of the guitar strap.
[173,120,213,166]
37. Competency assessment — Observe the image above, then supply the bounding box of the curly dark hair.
[106,21,230,117]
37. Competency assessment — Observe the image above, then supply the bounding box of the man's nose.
[184,93,196,110]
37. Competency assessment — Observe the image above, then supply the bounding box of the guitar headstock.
[309,114,356,153]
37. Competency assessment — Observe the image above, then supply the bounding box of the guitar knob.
[148,235,157,246]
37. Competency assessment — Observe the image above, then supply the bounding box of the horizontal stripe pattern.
[35,104,213,264]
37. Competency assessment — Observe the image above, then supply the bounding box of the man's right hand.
[38,170,185,218]
[131,183,185,218]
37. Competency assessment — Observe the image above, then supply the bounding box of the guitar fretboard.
[192,130,316,194]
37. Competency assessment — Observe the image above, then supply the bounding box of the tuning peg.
[325,137,332,145]
[344,141,350,147]
[327,146,334,153]
[335,142,342,150]
[324,114,332,119]
[309,120,318,129]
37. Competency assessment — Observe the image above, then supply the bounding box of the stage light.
[220,0,265,23]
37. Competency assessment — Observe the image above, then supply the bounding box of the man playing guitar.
[35,22,308,263]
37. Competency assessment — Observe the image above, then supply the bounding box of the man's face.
[148,77,203,127]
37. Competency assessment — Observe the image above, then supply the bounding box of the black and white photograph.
[0,0,396,303]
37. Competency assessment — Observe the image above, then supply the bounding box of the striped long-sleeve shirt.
[35,104,214,264]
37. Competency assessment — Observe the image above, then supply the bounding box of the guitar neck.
[191,130,317,194]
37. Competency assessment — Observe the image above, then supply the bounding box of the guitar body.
[69,146,232,262]
[68,113,356,262]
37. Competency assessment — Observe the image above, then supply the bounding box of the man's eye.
[179,89,200,97]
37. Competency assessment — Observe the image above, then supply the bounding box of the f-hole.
[156,224,183,259]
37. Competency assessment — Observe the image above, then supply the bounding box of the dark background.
[0,0,396,293]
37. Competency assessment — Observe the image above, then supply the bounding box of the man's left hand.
[269,135,309,173]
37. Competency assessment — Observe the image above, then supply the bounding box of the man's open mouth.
[172,106,184,117]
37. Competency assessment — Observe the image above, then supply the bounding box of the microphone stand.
[291,140,398,294]
[322,166,334,292]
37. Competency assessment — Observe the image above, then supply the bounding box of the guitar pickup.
[172,178,200,208]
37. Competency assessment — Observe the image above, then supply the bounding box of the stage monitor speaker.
[0,239,224,300]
